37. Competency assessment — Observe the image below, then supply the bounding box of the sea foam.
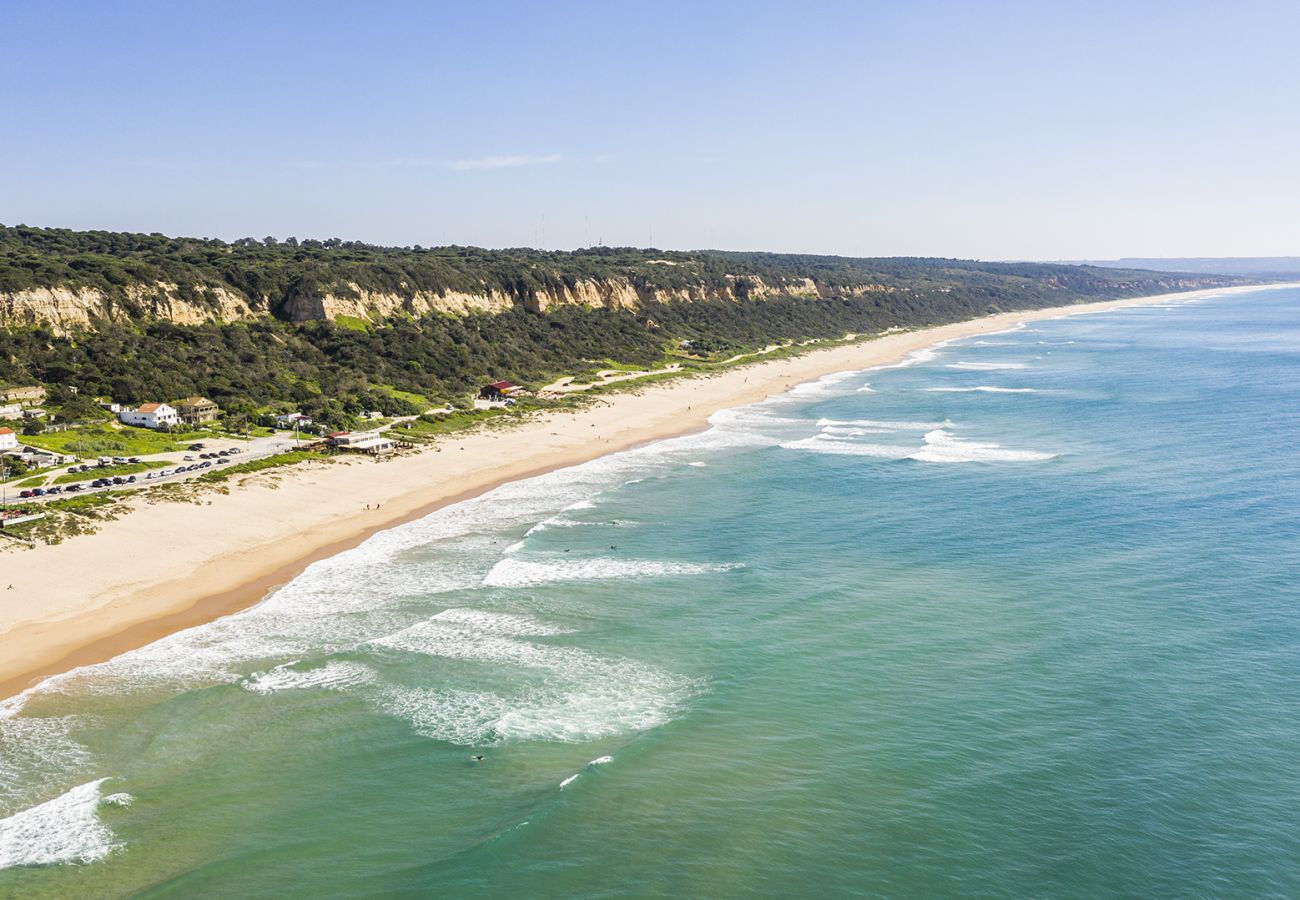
[0,779,118,870]
[908,429,1057,463]
[483,557,739,588]
[946,361,1028,371]
[922,386,1037,393]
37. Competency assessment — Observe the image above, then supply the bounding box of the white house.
[0,427,17,451]
[119,402,179,429]
[0,404,21,420]
[275,412,313,429]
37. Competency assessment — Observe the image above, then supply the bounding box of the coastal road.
[6,433,312,505]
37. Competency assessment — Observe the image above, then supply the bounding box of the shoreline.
[2,283,1294,699]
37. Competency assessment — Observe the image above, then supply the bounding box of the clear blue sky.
[3,0,1297,259]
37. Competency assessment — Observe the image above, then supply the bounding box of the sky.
[2,0,1298,259]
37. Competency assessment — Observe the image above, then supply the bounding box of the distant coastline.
[2,282,1296,700]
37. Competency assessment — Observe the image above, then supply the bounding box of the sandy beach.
[0,284,1289,698]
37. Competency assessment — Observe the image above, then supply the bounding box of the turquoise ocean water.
[3,286,1300,897]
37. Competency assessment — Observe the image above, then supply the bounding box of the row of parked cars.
[18,447,249,499]
[19,484,89,498]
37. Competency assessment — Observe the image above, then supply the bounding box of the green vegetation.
[21,424,208,456]
[0,224,1257,434]
[198,449,332,482]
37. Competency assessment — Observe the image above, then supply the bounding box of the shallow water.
[3,287,1300,897]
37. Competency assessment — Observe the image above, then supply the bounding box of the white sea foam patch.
[820,426,896,436]
[921,386,1037,394]
[242,660,377,695]
[780,436,911,459]
[483,557,739,588]
[0,704,93,814]
[947,361,1028,370]
[782,369,863,399]
[429,608,574,636]
[908,430,1057,463]
[0,779,117,870]
[816,417,946,431]
[372,623,698,745]
[856,383,875,392]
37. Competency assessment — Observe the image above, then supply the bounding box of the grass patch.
[198,450,332,483]
[23,424,211,456]
[333,314,372,332]
[380,386,434,409]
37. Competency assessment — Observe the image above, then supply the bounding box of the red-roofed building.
[0,427,17,451]
[119,402,179,429]
[479,380,524,401]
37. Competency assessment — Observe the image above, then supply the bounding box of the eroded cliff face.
[0,274,885,332]
[0,283,260,331]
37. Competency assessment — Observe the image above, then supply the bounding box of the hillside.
[0,225,1258,432]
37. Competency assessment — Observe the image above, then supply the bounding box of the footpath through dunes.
[0,284,1295,704]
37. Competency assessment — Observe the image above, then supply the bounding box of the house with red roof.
[119,402,179,429]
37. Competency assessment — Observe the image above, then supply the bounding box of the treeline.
[0,224,1250,319]
[0,224,1259,432]
[0,278,1235,432]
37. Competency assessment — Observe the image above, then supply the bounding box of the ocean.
[3,286,1299,897]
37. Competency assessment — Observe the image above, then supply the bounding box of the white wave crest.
[921,386,1037,393]
[242,660,377,695]
[908,430,1057,463]
[559,754,614,789]
[946,361,1027,370]
[483,558,739,588]
[0,779,117,870]
[780,436,911,459]
[816,418,947,431]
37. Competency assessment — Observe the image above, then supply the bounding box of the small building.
[21,408,46,420]
[98,400,122,414]
[119,402,179,430]
[479,380,524,401]
[0,386,46,407]
[276,412,313,429]
[0,404,21,420]
[328,431,396,455]
[0,427,17,452]
[177,397,220,425]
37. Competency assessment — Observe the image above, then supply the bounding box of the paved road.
[5,433,313,505]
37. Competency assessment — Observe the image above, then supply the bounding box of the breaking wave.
[484,557,740,588]
[0,779,119,870]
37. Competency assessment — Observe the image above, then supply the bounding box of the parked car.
[200,461,211,469]
[111,476,125,485]
[184,455,195,461]
[188,443,205,451]
[32,488,46,496]
[127,475,137,483]
[18,490,33,499]
[66,484,82,492]
[47,486,63,495]
[129,457,141,464]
